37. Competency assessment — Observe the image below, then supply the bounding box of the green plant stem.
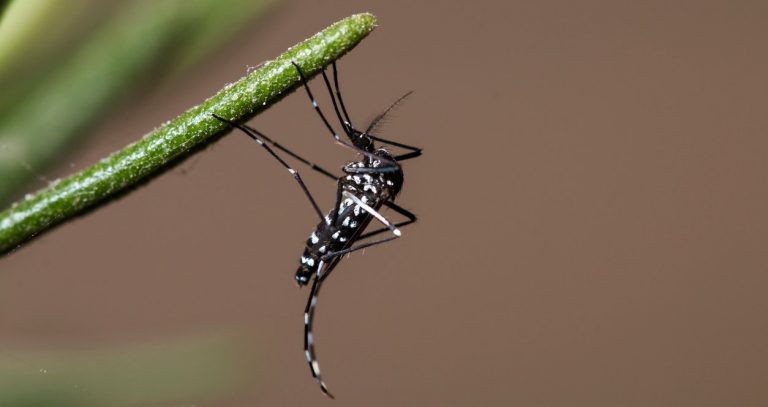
[0,13,378,255]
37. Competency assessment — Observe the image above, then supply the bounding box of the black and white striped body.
[296,155,402,285]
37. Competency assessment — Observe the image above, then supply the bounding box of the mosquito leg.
[393,151,422,161]
[332,61,354,129]
[368,134,422,153]
[357,201,417,240]
[213,114,325,222]
[234,121,338,181]
[303,259,335,399]
[341,156,403,176]
[319,192,402,273]
[291,62,397,168]
[343,165,401,175]
[291,62,351,145]
[319,68,352,137]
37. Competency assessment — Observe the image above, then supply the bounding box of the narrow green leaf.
[0,13,378,255]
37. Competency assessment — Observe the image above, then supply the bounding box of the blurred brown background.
[2,0,768,405]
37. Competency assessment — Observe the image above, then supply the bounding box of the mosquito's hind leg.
[213,114,325,222]
[357,201,417,240]
[303,259,337,399]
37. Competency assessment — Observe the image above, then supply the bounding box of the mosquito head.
[348,128,375,152]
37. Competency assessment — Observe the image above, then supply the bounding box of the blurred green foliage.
[0,335,258,406]
[0,0,273,206]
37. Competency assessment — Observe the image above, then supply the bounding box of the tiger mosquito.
[213,60,421,398]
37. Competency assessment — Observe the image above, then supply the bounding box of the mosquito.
[213,60,421,398]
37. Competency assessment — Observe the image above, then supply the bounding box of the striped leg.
[303,258,339,399]
[291,62,397,168]
[212,114,325,222]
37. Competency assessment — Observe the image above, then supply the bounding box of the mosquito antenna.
[212,114,325,221]
[365,91,414,135]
